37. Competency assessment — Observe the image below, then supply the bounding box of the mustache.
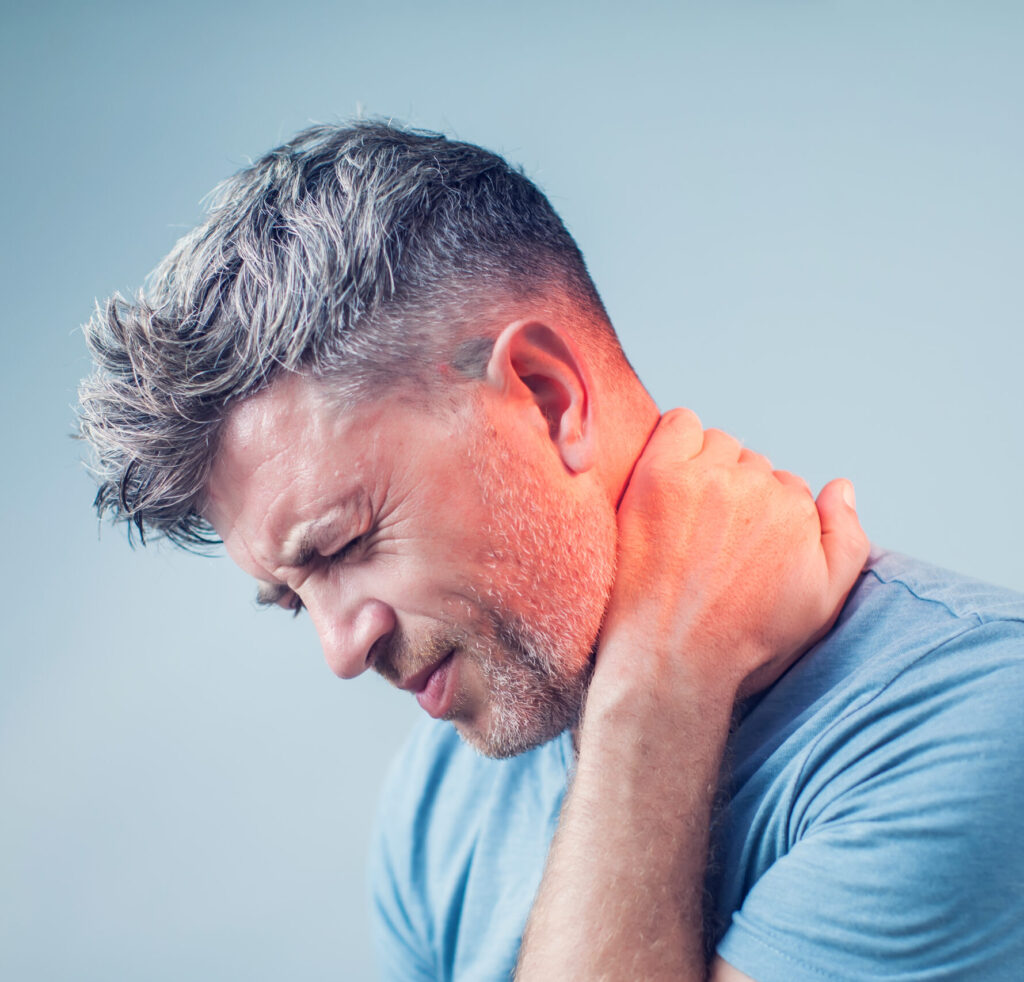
[372,624,460,686]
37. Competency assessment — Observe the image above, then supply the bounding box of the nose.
[304,590,397,680]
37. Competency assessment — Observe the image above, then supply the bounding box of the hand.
[518,410,869,980]
[588,409,870,722]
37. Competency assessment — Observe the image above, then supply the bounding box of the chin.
[454,718,569,760]
[454,660,591,760]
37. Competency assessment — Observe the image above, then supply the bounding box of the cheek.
[404,520,496,601]
[379,541,490,630]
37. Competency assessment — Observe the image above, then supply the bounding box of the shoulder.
[369,720,573,980]
[377,717,575,841]
[718,552,1024,980]
[368,720,492,980]
[789,550,1024,826]
[374,718,491,875]
[732,550,1024,782]
[841,549,1024,734]
[855,547,1024,628]
[378,716,479,816]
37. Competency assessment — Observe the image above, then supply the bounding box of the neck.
[572,371,661,756]
[599,382,661,511]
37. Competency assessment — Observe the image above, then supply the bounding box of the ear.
[485,320,596,474]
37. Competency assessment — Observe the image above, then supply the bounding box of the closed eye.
[328,530,371,564]
[254,532,372,617]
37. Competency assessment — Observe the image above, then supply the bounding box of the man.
[79,122,1024,980]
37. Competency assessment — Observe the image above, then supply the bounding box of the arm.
[516,410,869,981]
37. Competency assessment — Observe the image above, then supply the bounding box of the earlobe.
[485,320,595,474]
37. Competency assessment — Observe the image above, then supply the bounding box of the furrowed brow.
[255,523,326,608]
[280,526,320,570]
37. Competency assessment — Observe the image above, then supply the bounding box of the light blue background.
[1,2,1021,979]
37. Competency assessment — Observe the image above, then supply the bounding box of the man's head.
[79,121,656,756]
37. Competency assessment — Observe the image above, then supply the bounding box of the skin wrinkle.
[79,122,622,549]
[77,122,880,982]
[205,374,618,758]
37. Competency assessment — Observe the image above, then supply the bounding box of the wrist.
[584,633,752,726]
[578,648,738,767]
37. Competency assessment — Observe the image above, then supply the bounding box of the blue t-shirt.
[369,551,1024,980]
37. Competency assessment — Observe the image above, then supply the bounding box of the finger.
[772,469,813,497]
[650,407,704,461]
[738,447,773,471]
[701,428,743,462]
[816,478,871,594]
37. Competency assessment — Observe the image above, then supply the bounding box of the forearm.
[515,672,735,982]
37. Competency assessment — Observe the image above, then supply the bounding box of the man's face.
[204,372,617,757]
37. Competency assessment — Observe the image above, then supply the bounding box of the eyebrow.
[249,526,318,608]
[280,526,320,570]
[255,582,289,607]
[249,490,367,609]
[252,514,347,608]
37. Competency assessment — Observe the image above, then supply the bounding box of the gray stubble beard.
[458,413,617,759]
[467,617,596,759]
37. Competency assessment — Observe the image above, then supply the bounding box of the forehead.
[207,377,372,532]
[215,374,352,481]
[217,371,458,455]
[221,373,338,454]
[203,372,473,555]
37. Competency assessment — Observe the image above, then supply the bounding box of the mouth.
[402,649,456,720]
[407,647,456,716]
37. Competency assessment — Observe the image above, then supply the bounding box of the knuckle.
[703,427,741,454]
[662,407,701,430]
[741,449,772,470]
[645,410,703,463]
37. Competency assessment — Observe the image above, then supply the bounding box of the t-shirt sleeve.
[717,620,1024,982]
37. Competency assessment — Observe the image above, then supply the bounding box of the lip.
[412,650,456,719]
[398,649,454,694]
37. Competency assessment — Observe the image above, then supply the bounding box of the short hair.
[77,120,619,550]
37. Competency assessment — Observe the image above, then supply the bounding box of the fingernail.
[842,481,856,508]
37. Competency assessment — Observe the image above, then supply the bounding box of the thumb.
[816,478,871,595]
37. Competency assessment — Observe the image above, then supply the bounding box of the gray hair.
[77,120,619,549]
